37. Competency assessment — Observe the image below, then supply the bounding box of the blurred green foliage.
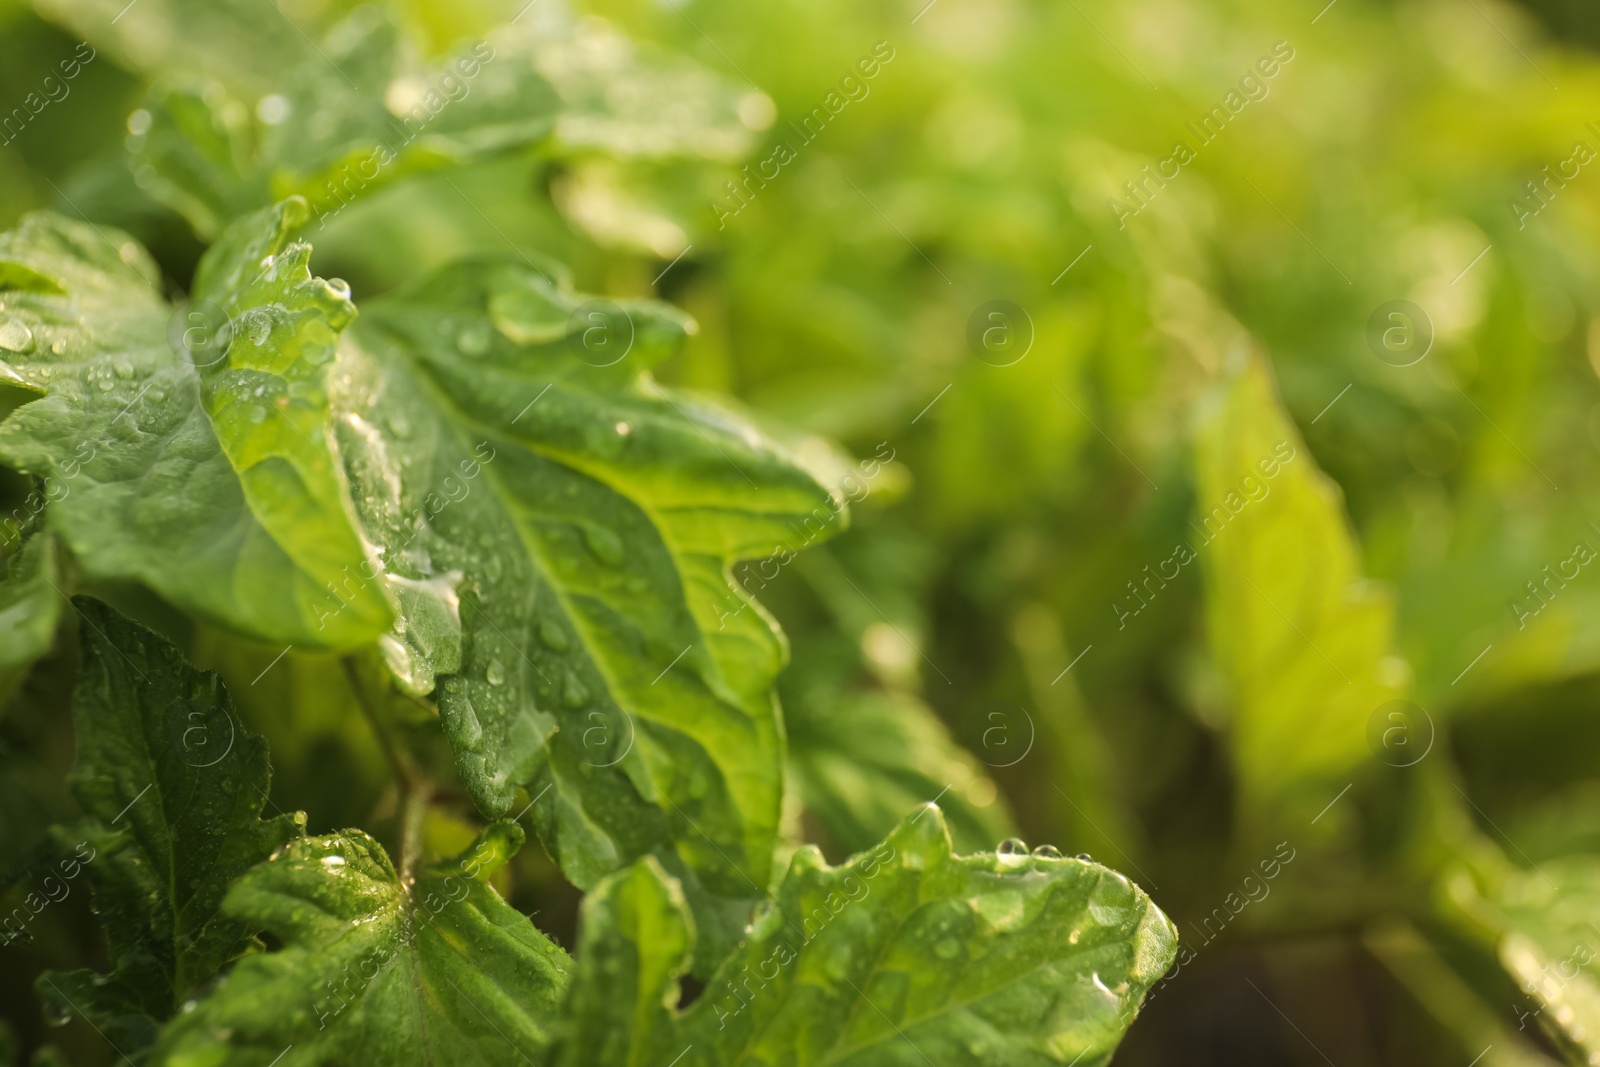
[7,0,1600,1061]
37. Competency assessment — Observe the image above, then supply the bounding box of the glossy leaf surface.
[336,257,846,961]
[552,806,1176,1066]
[152,821,571,1067]
[0,201,390,650]
[37,599,302,1052]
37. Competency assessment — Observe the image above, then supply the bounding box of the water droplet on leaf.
[997,837,1028,857]
[0,316,35,353]
[562,673,589,708]
[537,620,569,651]
[584,526,622,565]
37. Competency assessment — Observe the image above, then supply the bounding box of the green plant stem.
[342,654,431,883]
[398,782,433,887]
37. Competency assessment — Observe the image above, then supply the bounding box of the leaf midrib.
[374,329,767,875]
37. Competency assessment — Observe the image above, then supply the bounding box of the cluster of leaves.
[580,0,1600,1060]
[12,0,1600,1061]
[22,601,1170,1066]
[0,0,1173,1064]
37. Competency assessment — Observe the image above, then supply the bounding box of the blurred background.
[6,0,1600,1062]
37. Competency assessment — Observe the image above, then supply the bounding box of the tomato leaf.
[130,10,560,238]
[1194,355,1406,822]
[0,200,391,650]
[126,7,753,240]
[531,15,757,162]
[35,598,302,1052]
[551,805,1176,1066]
[335,256,844,964]
[150,821,571,1067]
[1445,858,1600,1065]
[787,689,1014,856]
[0,514,61,689]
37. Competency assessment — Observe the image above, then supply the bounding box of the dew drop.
[537,620,569,652]
[584,526,623,566]
[1031,844,1063,860]
[326,277,351,300]
[562,673,589,708]
[486,660,507,686]
[0,316,35,353]
[454,697,484,747]
[1075,852,1094,863]
[996,837,1028,857]
[934,938,962,960]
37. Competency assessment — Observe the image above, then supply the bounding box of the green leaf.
[1194,355,1405,821]
[787,689,1014,856]
[150,822,573,1067]
[0,199,391,650]
[529,16,758,162]
[550,856,693,1067]
[333,257,846,963]
[1364,919,1558,1067]
[36,598,302,1051]
[1444,858,1600,1065]
[0,512,61,688]
[552,805,1176,1066]
[32,0,320,96]
[130,11,561,238]
[126,79,267,243]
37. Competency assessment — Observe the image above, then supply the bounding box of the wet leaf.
[552,805,1175,1066]
[335,256,846,966]
[150,822,571,1067]
[787,688,1014,856]
[0,513,61,689]
[36,599,302,1053]
[0,200,391,650]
